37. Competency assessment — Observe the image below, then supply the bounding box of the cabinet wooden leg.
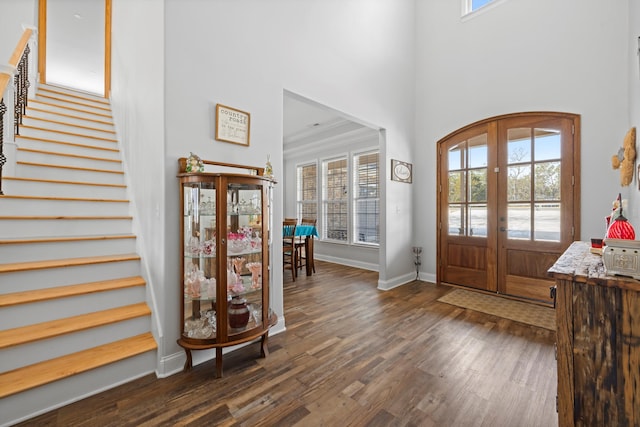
[215,347,223,378]
[183,349,193,371]
[260,333,269,358]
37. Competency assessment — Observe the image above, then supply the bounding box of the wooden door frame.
[38,0,112,98]
[436,111,581,294]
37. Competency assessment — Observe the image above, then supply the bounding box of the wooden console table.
[548,241,640,426]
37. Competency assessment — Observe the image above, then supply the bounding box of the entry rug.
[437,288,556,331]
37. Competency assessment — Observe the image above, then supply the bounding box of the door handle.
[499,227,507,232]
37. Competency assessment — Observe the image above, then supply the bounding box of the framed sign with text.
[215,104,251,146]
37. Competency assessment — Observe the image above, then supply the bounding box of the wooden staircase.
[0,84,157,426]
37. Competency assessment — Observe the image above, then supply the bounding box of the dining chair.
[296,217,317,274]
[283,219,297,281]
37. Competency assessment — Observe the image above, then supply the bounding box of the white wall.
[164,0,416,361]
[0,0,37,64]
[110,0,167,370]
[626,1,640,226]
[415,0,631,277]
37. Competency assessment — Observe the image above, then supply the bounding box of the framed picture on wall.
[215,104,251,146]
[391,159,412,183]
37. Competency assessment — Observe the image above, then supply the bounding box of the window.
[463,0,498,15]
[322,157,348,242]
[353,152,379,244]
[296,163,318,221]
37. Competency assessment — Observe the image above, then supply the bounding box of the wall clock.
[391,159,412,183]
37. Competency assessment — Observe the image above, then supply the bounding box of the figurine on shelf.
[186,152,204,173]
[263,154,274,179]
[246,262,262,289]
[606,193,636,240]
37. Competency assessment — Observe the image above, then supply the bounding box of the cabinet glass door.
[226,182,263,336]
[183,182,217,342]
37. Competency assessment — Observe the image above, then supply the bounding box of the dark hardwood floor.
[18,262,558,426]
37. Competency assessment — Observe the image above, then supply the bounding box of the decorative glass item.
[606,193,635,240]
[228,296,250,329]
[264,154,274,179]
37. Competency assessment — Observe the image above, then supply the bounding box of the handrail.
[0,28,32,97]
[1,28,34,195]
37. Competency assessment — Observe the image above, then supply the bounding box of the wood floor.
[18,262,558,427]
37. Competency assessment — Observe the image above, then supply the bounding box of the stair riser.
[25,107,115,132]
[14,163,125,185]
[0,351,156,427]
[2,179,127,199]
[33,96,112,117]
[16,149,123,172]
[0,198,129,216]
[38,84,109,103]
[22,116,116,139]
[1,288,147,330]
[0,238,137,263]
[18,128,118,148]
[36,90,110,111]
[1,315,150,373]
[27,100,113,123]
[0,218,133,239]
[0,259,141,294]
[15,136,121,160]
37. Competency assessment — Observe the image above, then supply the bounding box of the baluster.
[0,98,6,195]
[13,45,30,136]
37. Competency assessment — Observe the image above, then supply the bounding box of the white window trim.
[321,153,350,245]
[295,160,319,225]
[352,148,380,248]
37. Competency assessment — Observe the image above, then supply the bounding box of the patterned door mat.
[437,288,556,331]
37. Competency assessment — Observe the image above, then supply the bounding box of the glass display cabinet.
[177,158,276,377]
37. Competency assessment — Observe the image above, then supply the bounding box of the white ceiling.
[44,1,370,144]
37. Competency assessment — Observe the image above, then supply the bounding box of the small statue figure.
[264,154,273,179]
[186,152,204,173]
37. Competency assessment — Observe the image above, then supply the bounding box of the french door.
[437,112,580,304]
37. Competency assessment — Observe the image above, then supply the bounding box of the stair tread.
[0,194,128,203]
[38,87,110,106]
[16,161,124,174]
[0,253,141,273]
[34,94,112,113]
[0,234,135,245]
[20,125,117,142]
[15,134,119,153]
[17,147,122,164]
[0,276,145,307]
[0,303,151,349]
[29,99,113,119]
[23,115,115,134]
[0,332,156,398]
[0,215,132,220]
[26,106,114,126]
[2,176,126,188]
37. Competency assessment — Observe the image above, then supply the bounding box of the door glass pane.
[469,205,487,237]
[534,161,560,201]
[507,165,531,201]
[508,203,531,239]
[449,143,465,170]
[448,171,466,203]
[534,203,560,241]
[448,204,464,235]
[469,169,487,202]
[468,134,488,168]
[507,128,531,163]
[534,129,561,161]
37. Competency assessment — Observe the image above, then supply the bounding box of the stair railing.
[0,28,37,195]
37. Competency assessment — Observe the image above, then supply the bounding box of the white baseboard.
[314,254,379,271]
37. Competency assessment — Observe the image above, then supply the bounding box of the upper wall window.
[463,0,498,16]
